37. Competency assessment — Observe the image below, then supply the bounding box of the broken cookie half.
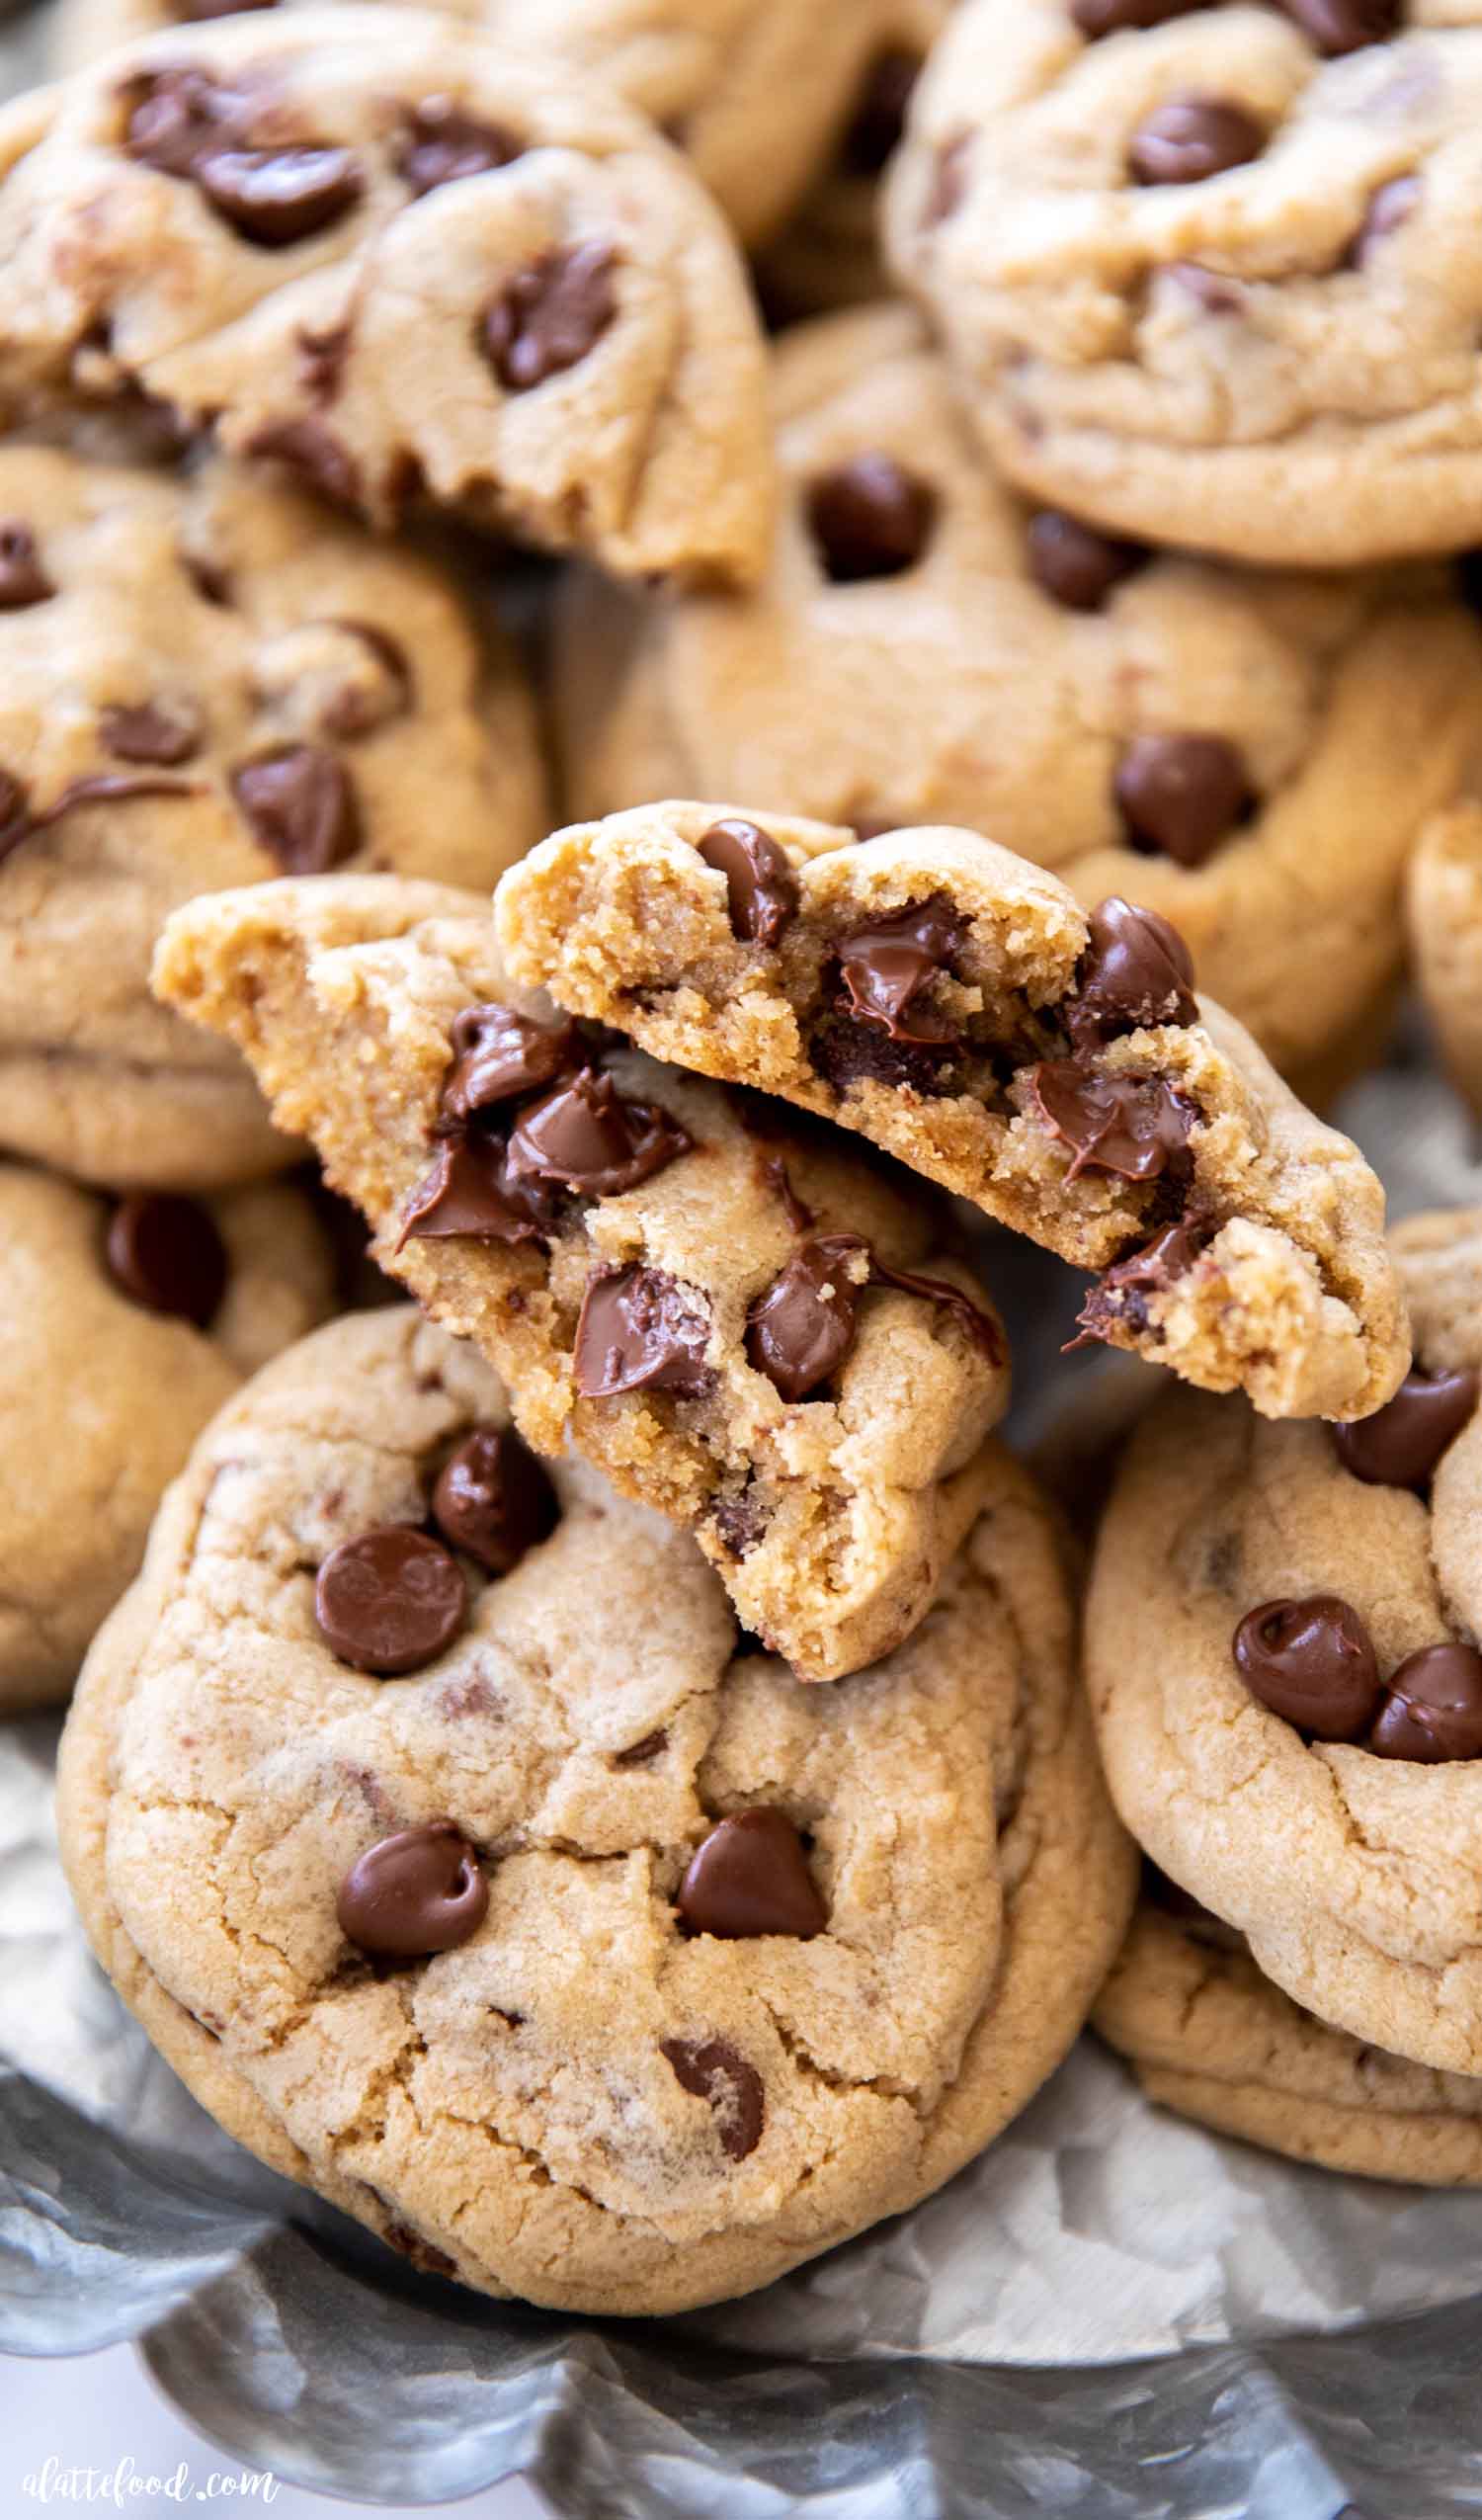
[154,874,1008,1683]
[496,804,1409,1422]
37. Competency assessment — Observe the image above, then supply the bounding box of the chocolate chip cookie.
[0,8,771,579]
[554,305,1480,1081]
[886,0,1482,565]
[0,443,544,1190]
[55,1305,1135,2312]
[1097,1887,1482,2185]
[495,804,1409,1421]
[1087,1206,1482,2076]
[1409,798,1482,1119]
[153,875,1010,1682]
[0,1158,334,1711]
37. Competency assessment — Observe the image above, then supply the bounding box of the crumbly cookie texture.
[0,8,772,579]
[1097,1894,1482,2187]
[0,444,543,1191]
[1409,799,1482,1119]
[51,0,932,254]
[553,303,1482,1082]
[495,802,1409,1421]
[1088,1209,1482,2078]
[0,1159,333,1711]
[886,0,1482,566]
[153,875,1009,1683]
[56,1307,1136,2314]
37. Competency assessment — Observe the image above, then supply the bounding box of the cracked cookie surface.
[55,1305,1135,2313]
[553,304,1482,1083]
[1088,1208,1482,2076]
[0,7,771,577]
[886,0,1482,565]
[153,874,1010,1682]
[0,443,543,1190]
[496,801,1408,1420]
[0,1157,333,1710]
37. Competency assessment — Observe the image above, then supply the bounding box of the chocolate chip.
[807,456,937,583]
[105,1191,228,1326]
[1369,1643,1482,1763]
[711,1486,767,1560]
[315,1526,465,1673]
[397,100,521,197]
[101,698,204,766]
[573,1267,713,1399]
[1233,1595,1381,1740]
[172,0,280,18]
[125,70,238,180]
[231,745,360,872]
[835,892,964,1046]
[678,1808,826,1940]
[1346,173,1419,267]
[1128,98,1266,187]
[505,1069,693,1198]
[922,134,969,226]
[868,1253,1003,1363]
[0,521,52,610]
[1070,1218,1206,1346]
[810,1014,957,1097]
[1278,0,1402,56]
[1031,1058,1196,1183]
[431,1426,557,1574]
[841,47,921,177]
[1064,896,1197,1050]
[761,1153,814,1237]
[1072,0,1204,31]
[195,144,364,248]
[1114,733,1251,867]
[336,1820,487,1958]
[439,1004,579,1127]
[1333,1366,1478,1492]
[613,1728,668,1768]
[698,818,798,948]
[481,242,618,391]
[246,417,362,510]
[747,1234,864,1401]
[399,1135,563,1246]
[660,2036,764,2159]
[1027,510,1148,612]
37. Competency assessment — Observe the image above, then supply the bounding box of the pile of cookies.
[6,0,1482,2318]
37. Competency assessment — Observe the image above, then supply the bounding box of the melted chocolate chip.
[1369,1643,1482,1764]
[1064,896,1197,1050]
[482,242,618,391]
[505,1069,692,1198]
[807,456,937,584]
[195,144,364,247]
[399,1135,563,1246]
[231,745,360,872]
[1115,733,1251,867]
[698,818,798,947]
[1128,98,1266,188]
[1233,1595,1381,1740]
[747,1234,864,1402]
[810,1013,958,1097]
[1027,510,1148,611]
[105,1191,227,1327]
[1031,1058,1195,1183]
[1347,173,1419,267]
[1279,0,1401,56]
[842,47,920,176]
[0,521,52,610]
[101,698,204,766]
[660,2036,765,2159]
[761,1153,814,1237]
[336,1820,487,1958]
[125,69,239,179]
[1073,0,1204,31]
[834,893,964,1046]
[678,1808,826,1940]
[1070,1218,1206,1347]
[432,1426,558,1574]
[439,1004,579,1127]
[398,100,521,197]
[573,1267,713,1399]
[246,417,362,510]
[315,1526,466,1673]
[1333,1367,1478,1492]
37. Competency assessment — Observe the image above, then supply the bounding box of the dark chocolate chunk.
[1233,1594,1381,1740]
[336,1819,487,1957]
[1027,510,1147,611]
[1064,895,1197,1050]
[834,892,964,1045]
[0,521,53,611]
[1070,1218,1206,1347]
[573,1267,713,1399]
[105,1191,228,1327]
[1114,733,1251,866]
[315,1525,466,1673]
[439,1003,579,1126]
[231,744,360,871]
[399,1134,564,1246]
[1332,1367,1479,1493]
[1128,97,1266,187]
[1030,1057,1196,1182]
[431,1426,558,1574]
[398,101,521,197]
[710,1485,767,1560]
[246,417,362,510]
[1278,0,1402,57]
[481,242,618,391]
[505,1069,692,1198]
[1369,1643,1482,1763]
[678,1808,826,1940]
[746,1234,864,1401]
[807,455,937,583]
[660,2035,765,2159]
[698,818,798,947]
[194,143,364,247]
[101,698,204,766]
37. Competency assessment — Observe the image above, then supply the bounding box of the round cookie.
[0,444,543,1190]
[886,0,1482,567]
[552,304,1482,1081]
[1408,798,1482,1118]
[0,9,772,580]
[1097,1890,1482,2185]
[0,1159,334,1712]
[1087,1206,1482,2077]
[56,1305,1136,2315]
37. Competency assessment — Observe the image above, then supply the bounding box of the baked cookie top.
[0,442,543,1191]
[56,1305,1135,2314]
[496,803,1409,1420]
[0,7,772,577]
[886,0,1482,565]
[153,874,1010,1683]
[0,1158,334,1708]
[1088,1208,1482,2077]
[554,304,1482,1081]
